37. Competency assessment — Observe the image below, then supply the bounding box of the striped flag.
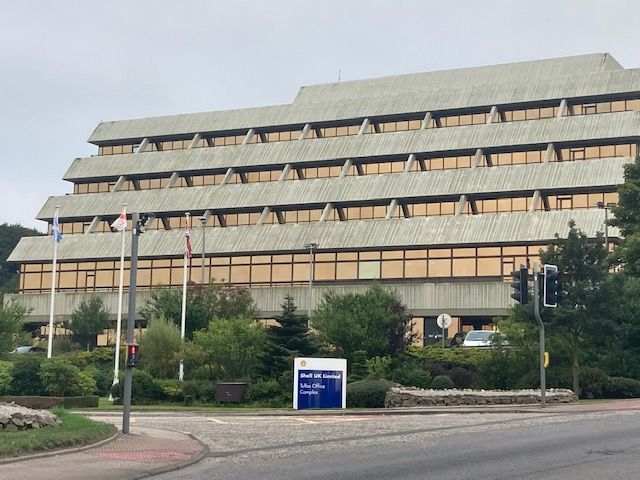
[52,211,63,243]
[110,210,127,231]
[185,224,192,258]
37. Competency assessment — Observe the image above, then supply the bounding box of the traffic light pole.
[122,212,140,434]
[533,267,546,408]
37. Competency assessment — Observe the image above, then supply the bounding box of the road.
[94,410,640,479]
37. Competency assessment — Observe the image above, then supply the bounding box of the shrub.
[84,365,114,396]
[155,379,184,402]
[0,361,13,395]
[391,366,431,389]
[141,316,181,378]
[10,355,45,395]
[579,367,609,399]
[366,356,392,380]
[448,367,474,389]
[40,358,97,397]
[182,379,216,404]
[603,377,640,398]
[246,378,287,405]
[347,379,394,408]
[430,375,455,390]
[110,369,164,404]
[407,346,488,370]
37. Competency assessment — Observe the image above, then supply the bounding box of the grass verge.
[0,408,116,458]
[90,396,291,411]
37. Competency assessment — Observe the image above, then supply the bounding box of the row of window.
[96,97,640,156]
[19,245,546,292]
[74,143,638,195]
[53,191,618,235]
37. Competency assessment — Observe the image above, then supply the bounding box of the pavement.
[0,426,208,480]
[1,398,638,480]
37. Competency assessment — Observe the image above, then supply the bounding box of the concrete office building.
[7,53,636,342]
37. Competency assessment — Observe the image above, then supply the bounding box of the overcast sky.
[1,0,639,231]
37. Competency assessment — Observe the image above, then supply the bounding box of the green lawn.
[0,408,116,458]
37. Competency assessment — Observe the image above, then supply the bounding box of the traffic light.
[543,264,560,308]
[126,343,140,368]
[510,266,528,304]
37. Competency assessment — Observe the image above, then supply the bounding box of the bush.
[84,365,114,397]
[246,378,287,406]
[366,356,392,380]
[141,316,181,378]
[155,379,184,402]
[448,367,474,389]
[430,375,455,390]
[408,346,488,370]
[580,367,609,399]
[182,379,216,404]
[347,379,394,408]
[40,358,97,397]
[110,369,164,404]
[391,366,431,389]
[603,377,640,399]
[10,355,45,395]
[0,361,13,395]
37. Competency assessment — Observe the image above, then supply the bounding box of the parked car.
[12,345,46,353]
[462,330,495,347]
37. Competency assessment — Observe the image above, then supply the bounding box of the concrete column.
[165,172,179,189]
[455,195,467,216]
[319,203,334,222]
[221,168,235,186]
[154,141,163,151]
[557,99,568,118]
[242,129,255,145]
[184,176,193,187]
[542,195,550,211]
[137,138,149,153]
[111,176,126,192]
[544,143,555,163]
[336,206,346,221]
[420,112,432,130]
[299,124,311,140]
[275,211,285,224]
[486,106,498,124]
[259,132,268,143]
[84,216,101,234]
[357,118,370,136]
[187,133,201,149]
[278,164,292,182]
[529,191,542,213]
[340,159,353,177]
[161,218,171,230]
[355,163,364,176]
[314,127,323,138]
[238,172,248,184]
[385,199,399,219]
[295,167,305,180]
[206,137,214,147]
[372,122,381,133]
[132,179,141,191]
[471,149,484,168]
[256,206,271,226]
[404,154,416,173]
[216,213,227,227]
[401,204,410,218]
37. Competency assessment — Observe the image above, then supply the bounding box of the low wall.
[385,386,577,407]
[0,396,99,409]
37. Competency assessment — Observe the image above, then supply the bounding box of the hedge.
[0,395,99,409]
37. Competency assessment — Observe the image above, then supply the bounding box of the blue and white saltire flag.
[52,213,63,243]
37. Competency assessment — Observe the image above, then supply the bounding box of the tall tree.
[611,154,640,275]
[0,222,42,293]
[0,301,28,357]
[539,221,610,396]
[260,295,317,379]
[311,285,415,364]
[67,297,110,351]
[140,316,181,378]
[140,284,259,338]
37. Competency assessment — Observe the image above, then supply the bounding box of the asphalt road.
[96,410,640,480]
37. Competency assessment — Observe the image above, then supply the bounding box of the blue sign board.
[294,358,347,410]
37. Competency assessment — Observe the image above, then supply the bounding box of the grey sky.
[1,0,638,231]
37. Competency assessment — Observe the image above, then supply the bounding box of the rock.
[0,402,61,432]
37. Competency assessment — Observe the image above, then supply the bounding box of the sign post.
[293,357,347,410]
[436,314,452,349]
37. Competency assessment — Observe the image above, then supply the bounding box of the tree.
[611,154,640,275]
[260,295,317,379]
[311,285,415,364]
[68,297,110,351]
[140,284,259,338]
[140,316,181,378]
[185,317,266,381]
[0,222,42,293]
[539,221,610,396]
[0,301,28,357]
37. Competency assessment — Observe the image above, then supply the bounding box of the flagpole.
[111,204,127,399]
[179,212,190,381]
[47,206,60,359]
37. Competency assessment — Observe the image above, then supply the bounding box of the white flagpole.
[110,204,127,400]
[179,212,190,381]
[47,206,60,359]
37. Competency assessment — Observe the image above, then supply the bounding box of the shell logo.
[300,360,307,367]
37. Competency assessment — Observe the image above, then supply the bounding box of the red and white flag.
[185,224,192,258]
[111,210,127,232]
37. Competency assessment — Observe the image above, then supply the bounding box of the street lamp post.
[199,216,207,285]
[303,242,318,325]
[596,201,616,250]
